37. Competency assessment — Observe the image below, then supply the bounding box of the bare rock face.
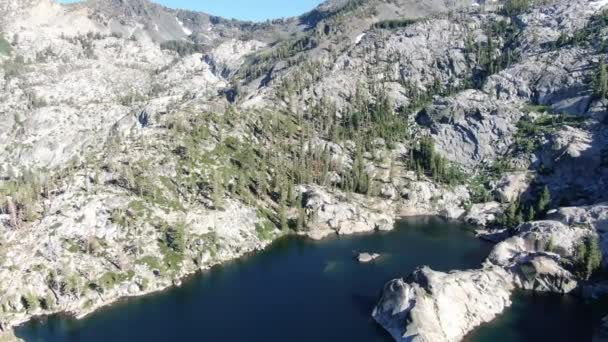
[538,126,608,206]
[299,185,395,240]
[465,202,503,227]
[206,39,267,78]
[398,181,469,220]
[417,90,523,167]
[512,255,578,293]
[489,220,593,265]
[2,0,608,338]
[494,172,531,203]
[483,48,596,115]
[550,204,608,265]
[373,266,515,342]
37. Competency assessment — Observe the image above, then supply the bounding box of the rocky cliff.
[0,0,607,340]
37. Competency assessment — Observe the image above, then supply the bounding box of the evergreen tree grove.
[410,136,464,185]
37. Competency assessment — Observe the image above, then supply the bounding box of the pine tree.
[576,241,588,266]
[527,206,536,222]
[279,191,288,231]
[419,136,435,171]
[501,200,522,229]
[352,144,369,194]
[594,59,608,100]
[536,186,551,217]
[286,179,294,207]
[585,235,603,280]
[486,32,495,74]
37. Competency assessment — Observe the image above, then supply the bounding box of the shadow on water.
[350,293,381,318]
[14,217,598,342]
[465,291,595,342]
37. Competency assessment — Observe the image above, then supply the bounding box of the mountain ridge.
[0,0,607,341]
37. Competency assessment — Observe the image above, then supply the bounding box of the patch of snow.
[176,17,192,36]
[355,33,366,45]
[154,23,159,32]
[590,0,608,12]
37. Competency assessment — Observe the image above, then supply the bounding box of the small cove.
[16,217,594,341]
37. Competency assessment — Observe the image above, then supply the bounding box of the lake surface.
[16,217,595,342]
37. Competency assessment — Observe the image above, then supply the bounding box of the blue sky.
[58,0,325,21]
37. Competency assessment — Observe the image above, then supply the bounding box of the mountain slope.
[0,0,608,341]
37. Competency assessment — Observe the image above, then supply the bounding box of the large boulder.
[373,266,514,342]
[299,185,395,240]
[494,172,531,203]
[511,255,578,293]
[465,201,503,227]
[489,220,592,265]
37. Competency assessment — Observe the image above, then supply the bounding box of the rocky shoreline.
[1,233,274,342]
[0,173,488,342]
[2,0,608,341]
[2,186,607,342]
[373,203,608,342]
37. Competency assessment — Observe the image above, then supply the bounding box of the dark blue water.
[465,291,593,342]
[15,218,594,341]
